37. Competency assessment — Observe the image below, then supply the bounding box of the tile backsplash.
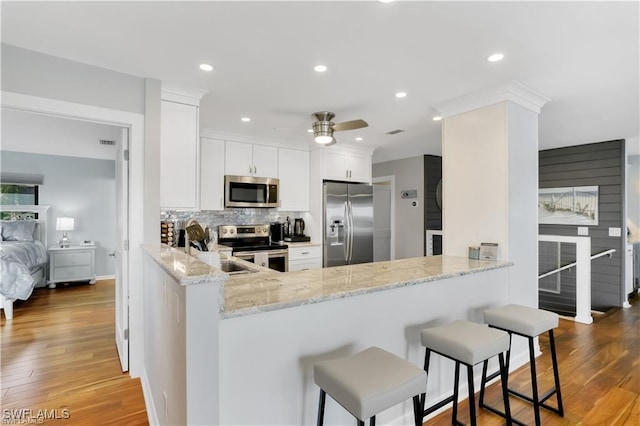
[161,209,302,235]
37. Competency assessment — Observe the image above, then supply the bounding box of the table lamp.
[56,217,75,248]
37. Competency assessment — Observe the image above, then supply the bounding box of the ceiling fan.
[311,111,368,146]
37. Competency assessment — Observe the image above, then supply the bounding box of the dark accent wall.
[424,155,443,255]
[539,140,626,312]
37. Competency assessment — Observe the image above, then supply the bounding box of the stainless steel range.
[218,224,288,272]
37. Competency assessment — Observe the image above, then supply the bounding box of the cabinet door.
[225,141,254,176]
[346,152,372,183]
[323,150,349,180]
[160,101,199,209]
[278,148,309,211]
[252,145,279,178]
[200,138,225,210]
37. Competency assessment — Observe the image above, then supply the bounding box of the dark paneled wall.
[539,140,626,311]
[424,155,442,255]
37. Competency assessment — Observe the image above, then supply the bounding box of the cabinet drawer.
[54,252,92,267]
[289,259,322,271]
[52,265,93,280]
[288,246,321,261]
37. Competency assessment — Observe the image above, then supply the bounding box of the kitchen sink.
[219,260,258,275]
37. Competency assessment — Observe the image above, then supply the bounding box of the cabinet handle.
[254,165,257,174]
[301,251,310,255]
[249,165,253,174]
[346,170,349,178]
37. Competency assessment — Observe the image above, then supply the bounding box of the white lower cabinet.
[288,245,322,271]
[48,246,96,287]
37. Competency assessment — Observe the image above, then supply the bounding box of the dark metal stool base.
[479,329,564,426]
[420,348,513,426]
[317,389,423,426]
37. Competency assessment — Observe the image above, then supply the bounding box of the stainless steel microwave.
[224,175,280,208]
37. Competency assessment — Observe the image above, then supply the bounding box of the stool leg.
[420,349,431,411]
[548,329,564,416]
[317,389,326,426]
[413,395,423,426]
[479,359,489,406]
[452,361,461,424]
[370,416,376,426]
[357,421,364,426]
[499,352,513,426]
[467,364,477,426]
[528,336,541,426]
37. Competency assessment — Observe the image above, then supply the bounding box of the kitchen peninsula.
[142,245,513,425]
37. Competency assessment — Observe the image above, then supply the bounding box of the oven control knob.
[221,228,227,234]
[229,229,235,234]
[263,226,268,233]
[261,262,266,266]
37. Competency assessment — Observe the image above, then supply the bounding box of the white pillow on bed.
[0,220,37,242]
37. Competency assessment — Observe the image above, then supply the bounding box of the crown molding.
[161,82,208,106]
[433,80,550,118]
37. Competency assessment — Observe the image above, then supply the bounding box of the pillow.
[0,220,37,242]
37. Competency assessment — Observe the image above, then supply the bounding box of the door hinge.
[124,240,129,251]
[124,328,129,340]
[123,149,129,161]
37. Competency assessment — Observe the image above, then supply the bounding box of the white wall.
[442,103,509,259]
[1,108,122,160]
[373,156,425,259]
[1,43,145,114]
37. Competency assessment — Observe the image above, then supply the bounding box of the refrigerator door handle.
[350,200,355,262]
[343,201,350,262]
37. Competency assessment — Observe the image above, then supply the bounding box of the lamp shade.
[56,217,75,232]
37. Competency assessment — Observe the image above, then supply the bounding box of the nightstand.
[48,246,96,288]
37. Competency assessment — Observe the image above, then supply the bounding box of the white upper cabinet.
[200,138,225,211]
[159,83,207,210]
[278,148,309,212]
[225,141,278,178]
[321,148,372,183]
[160,100,199,209]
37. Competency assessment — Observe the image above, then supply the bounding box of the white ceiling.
[2,1,639,161]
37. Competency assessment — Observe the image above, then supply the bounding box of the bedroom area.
[1,108,121,319]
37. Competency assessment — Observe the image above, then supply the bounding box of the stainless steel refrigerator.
[323,181,374,267]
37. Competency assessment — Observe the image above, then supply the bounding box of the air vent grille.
[99,139,116,146]
[386,129,405,135]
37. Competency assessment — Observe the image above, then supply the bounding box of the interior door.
[115,127,130,372]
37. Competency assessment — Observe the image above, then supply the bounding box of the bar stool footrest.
[478,400,527,426]
[423,395,455,417]
[508,387,562,415]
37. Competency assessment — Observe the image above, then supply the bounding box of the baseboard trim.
[140,368,159,426]
[96,274,116,281]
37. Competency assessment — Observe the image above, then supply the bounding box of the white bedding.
[0,240,47,300]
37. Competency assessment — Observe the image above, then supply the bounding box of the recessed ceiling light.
[379,0,395,3]
[487,53,504,62]
[355,137,363,141]
[314,65,328,72]
[395,92,407,98]
[241,117,251,122]
[199,63,214,71]
[432,116,442,121]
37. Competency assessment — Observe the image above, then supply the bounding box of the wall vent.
[99,139,116,146]
[386,129,405,135]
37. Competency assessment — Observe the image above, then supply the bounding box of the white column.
[435,81,550,307]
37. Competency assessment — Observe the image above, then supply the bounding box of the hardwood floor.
[1,281,638,425]
[1,280,148,425]
[426,294,640,425]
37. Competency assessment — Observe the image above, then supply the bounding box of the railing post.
[574,237,593,324]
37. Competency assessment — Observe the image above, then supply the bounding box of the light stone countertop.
[285,241,321,248]
[142,244,230,286]
[143,244,513,319]
[222,255,513,319]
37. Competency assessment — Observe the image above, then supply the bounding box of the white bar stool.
[480,304,564,426]
[314,346,426,426]
[420,320,512,426]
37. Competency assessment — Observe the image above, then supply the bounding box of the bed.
[0,205,50,320]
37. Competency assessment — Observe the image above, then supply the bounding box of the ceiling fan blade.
[332,119,368,132]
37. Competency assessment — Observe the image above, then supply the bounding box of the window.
[1,184,38,206]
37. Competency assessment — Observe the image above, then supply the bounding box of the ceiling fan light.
[315,135,334,144]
